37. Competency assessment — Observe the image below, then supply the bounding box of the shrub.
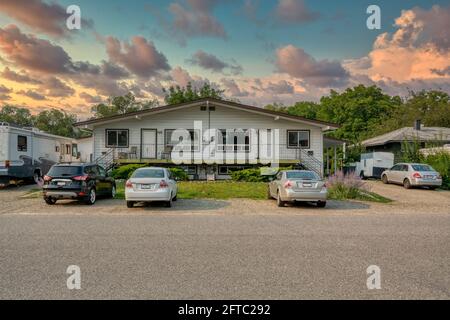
[231,168,269,182]
[111,164,190,181]
[111,164,146,179]
[326,171,369,200]
[169,167,189,181]
[421,151,450,189]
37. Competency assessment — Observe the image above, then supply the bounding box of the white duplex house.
[74,98,339,179]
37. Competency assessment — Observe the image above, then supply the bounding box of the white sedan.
[125,167,178,208]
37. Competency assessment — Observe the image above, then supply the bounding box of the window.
[287,130,310,148]
[65,144,71,155]
[17,135,27,152]
[72,144,78,158]
[286,171,319,180]
[165,129,200,151]
[106,129,128,148]
[131,168,165,178]
[217,129,251,152]
[412,164,434,172]
[97,166,106,177]
[180,165,197,175]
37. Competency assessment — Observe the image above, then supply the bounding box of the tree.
[285,101,320,120]
[0,105,33,126]
[33,109,78,138]
[91,92,158,118]
[318,85,401,141]
[163,82,224,105]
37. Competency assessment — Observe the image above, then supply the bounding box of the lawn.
[115,180,267,200]
[115,180,391,202]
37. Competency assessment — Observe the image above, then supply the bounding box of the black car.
[42,163,116,205]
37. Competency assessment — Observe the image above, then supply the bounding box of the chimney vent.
[414,119,421,130]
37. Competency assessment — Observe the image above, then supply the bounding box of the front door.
[141,129,157,159]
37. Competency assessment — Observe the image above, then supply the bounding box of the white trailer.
[352,152,394,179]
[0,122,80,186]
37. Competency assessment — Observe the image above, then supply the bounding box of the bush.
[169,167,189,181]
[111,164,190,181]
[326,171,369,200]
[231,168,269,182]
[422,151,450,189]
[111,164,146,179]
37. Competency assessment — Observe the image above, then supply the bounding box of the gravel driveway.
[0,181,449,216]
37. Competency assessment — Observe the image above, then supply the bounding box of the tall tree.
[33,109,78,138]
[0,105,33,126]
[91,92,158,118]
[163,82,224,105]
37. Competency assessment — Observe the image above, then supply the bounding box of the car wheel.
[126,201,134,208]
[172,194,177,201]
[429,186,437,190]
[44,197,56,205]
[85,188,96,205]
[317,201,326,208]
[165,195,173,208]
[110,185,116,198]
[403,179,412,189]
[381,175,388,184]
[277,190,285,207]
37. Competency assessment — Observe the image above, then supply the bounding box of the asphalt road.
[1,213,449,299]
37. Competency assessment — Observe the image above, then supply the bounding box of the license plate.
[424,175,434,180]
[302,182,312,187]
[141,184,156,190]
[57,182,66,186]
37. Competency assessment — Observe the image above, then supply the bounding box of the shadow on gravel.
[287,200,371,210]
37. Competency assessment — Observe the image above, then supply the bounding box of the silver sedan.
[381,163,442,189]
[125,167,178,208]
[268,170,327,207]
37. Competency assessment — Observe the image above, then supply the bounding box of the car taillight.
[43,175,52,182]
[73,175,88,181]
[160,180,169,188]
[125,180,133,188]
[5,160,10,168]
[412,172,422,179]
[284,180,293,188]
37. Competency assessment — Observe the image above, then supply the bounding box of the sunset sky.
[0,0,449,119]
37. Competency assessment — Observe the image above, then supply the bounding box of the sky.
[0,0,449,119]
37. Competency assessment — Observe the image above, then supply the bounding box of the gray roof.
[361,126,450,147]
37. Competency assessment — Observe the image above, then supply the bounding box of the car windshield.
[48,166,82,176]
[132,169,165,178]
[411,164,434,172]
[286,171,319,180]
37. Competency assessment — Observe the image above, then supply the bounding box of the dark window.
[48,166,82,177]
[106,129,128,148]
[411,164,434,172]
[97,166,106,176]
[165,129,200,151]
[18,135,27,152]
[131,168,165,178]
[287,130,310,148]
[286,171,320,180]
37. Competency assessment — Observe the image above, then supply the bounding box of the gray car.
[268,170,327,207]
[381,163,442,189]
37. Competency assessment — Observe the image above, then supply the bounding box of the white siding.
[92,104,324,173]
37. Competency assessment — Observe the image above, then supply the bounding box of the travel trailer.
[0,122,81,186]
[350,152,395,179]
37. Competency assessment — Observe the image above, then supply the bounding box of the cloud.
[221,78,249,97]
[79,92,103,104]
[167,0,227,45]
[105,36,170,78]
[0,24,73,73]
[1,67,42,84]
[275,0,319,25]
[266,80,294,94]
[17,89,46,100]
[344,5,450,83]
[0,84,12,94]
[40,77,75,97]
[187,50,243,75]
[0,0,93,38]
[275,45,349,87]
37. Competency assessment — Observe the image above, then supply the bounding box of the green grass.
[115,180,267,200]
[116,180,391,202]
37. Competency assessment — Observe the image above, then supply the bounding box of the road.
[1,212,449,299]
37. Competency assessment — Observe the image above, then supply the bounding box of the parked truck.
[0,122,81,187]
